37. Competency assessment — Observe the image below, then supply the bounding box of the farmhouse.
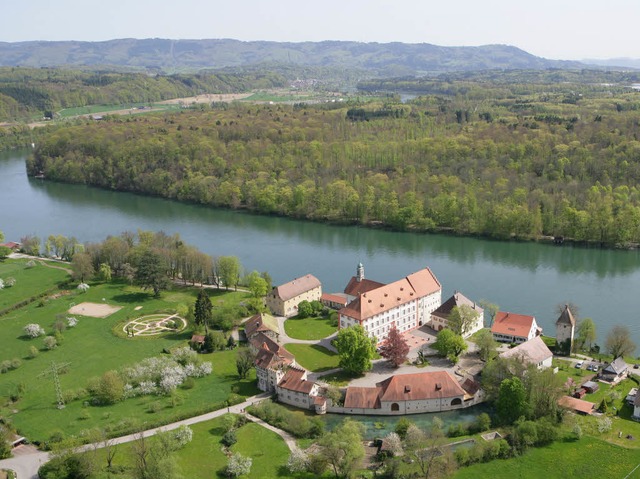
[499,336,553,369]
[340,371,479,415]
[491,311,541,344]
[265,274,322,317]
[430,291,484,337]
[339,267,442,344]
[249,332,296,392]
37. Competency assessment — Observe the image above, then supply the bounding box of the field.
[284,316,336,340]
[284,344,339,372]
[0,260,257,442]
[453,435,640,479]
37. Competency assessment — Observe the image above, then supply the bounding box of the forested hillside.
[0,67,285,121]
[0,39,583,74]
[28,79,640,246]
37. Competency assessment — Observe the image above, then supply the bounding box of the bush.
[247,400,324,438]
[43,336,58,350]
[28,345,39,358]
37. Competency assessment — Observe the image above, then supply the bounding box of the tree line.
[26,79,640,246]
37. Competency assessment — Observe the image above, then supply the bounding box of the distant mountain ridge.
[0,38,585,74]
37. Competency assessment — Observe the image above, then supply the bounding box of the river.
[2,148,640,347]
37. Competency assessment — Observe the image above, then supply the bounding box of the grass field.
[284,344,339,372]
[453,435,640,479]
[0,269,257,442]
[241,92,312,103]
[284,316,335,340]
[0,259,69,311]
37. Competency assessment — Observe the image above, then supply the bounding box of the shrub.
[67,316,78,328]
[28,345,39,358]
[4,277,15,287]
[24,323,45,338]
[53,319,66,333]
[0,361,11,373]
[43,336,58,350]
[77,283,90,292]
[287,449,309,473]
[226,453,252,478]
[10,358,21,370]
[597,416,612,433]
[221,429,237,447]
[173,425,193,448]
[25,260,36,268]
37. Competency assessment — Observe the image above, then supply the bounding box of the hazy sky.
[1,0,637,60]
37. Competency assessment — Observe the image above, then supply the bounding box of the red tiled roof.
[278,367,316,394]
[491,311,536,338]
[190,334,205,344]
[244,313,276,338]
[431,291,482,320]
[272,274,321,301]
[321,293,348,306]
[340,268,441,321]
[558,396,594,415]
[378,371,465,402]
[344,277,385,297]
[500,336,552,365]
[250,332,294,369]
[344,386,383,409]
[0,242,19,249]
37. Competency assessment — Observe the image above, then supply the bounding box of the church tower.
[356,262,364,282]
[555,305,576,354]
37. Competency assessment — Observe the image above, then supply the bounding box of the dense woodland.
[0,67,286,121]
[27,75,640,246]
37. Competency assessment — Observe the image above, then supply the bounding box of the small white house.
[499,336,553,369]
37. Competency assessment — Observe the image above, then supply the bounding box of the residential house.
[276,366,323,411]
[601,357,628,383]
[0,242,20,252]
[555,305,576,354]
[491,311,541,344]
[339,267,441,344]
[430,291,484,337]
[340,371,478,415]
[265,274,322,317]
[499,336,553,369]
[249,332,295,392]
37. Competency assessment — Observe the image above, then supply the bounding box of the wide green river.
[2,148,639,347]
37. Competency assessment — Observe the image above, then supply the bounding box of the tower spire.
[356,262,364,282]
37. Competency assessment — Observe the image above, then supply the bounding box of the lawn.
[0,259,69,311]
[0,279,257,442]
[452,435,640,479]
[176,416,292,478]
[284,344,340,372]
[284,316,335,340]
[315,369,360,386]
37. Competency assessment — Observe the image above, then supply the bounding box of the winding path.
[0,392,278,479]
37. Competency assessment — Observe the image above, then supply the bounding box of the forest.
[0,67,286,121]
[26,74,640,246]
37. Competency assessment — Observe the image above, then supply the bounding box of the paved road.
[0,392,273,479]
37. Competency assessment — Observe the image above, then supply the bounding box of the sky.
[1,0,638,60]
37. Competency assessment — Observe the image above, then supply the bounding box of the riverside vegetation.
[26,71,640,247]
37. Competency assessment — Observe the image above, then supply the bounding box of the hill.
[0,38,584,74]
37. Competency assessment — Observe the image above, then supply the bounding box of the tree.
[226,452,252,478]
[0,246,11,260]
[496,377,528,425]
[98,262,112,282]
[432,329,468,363]
[20,235,41,256]
[524,367,565,420]
[335,325,376,375]
[576,317,596,351]
[605,325,636,359]
[236,348,255,379]
[218,256,241,290]
[474,328,498,361]
[246,270,268,298]
[448,304,480,336]
[404,422,456,479]
[478,300,499,326]
[194,289,212,326]
[0,426,11,459]
[134,248,169,296]
[318,419,365,479]
[71,252,94,283]
[92,370,124,405]
[378,324,410,367]
[297,300,313,318]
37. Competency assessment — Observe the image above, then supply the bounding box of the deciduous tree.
[474,328,498,361]
[71,252,94,283]
[576,317,596,351]
[605,325,635,359]
[432,329,467,363]
[134,248,169,297]
[448,304,480,336]
[335,325,376,375]
[236,348,255,379]
[378,324,409,367]
[218,256,241,290]
[496,377,528,425]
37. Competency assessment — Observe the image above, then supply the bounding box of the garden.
[0,259,258,443]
